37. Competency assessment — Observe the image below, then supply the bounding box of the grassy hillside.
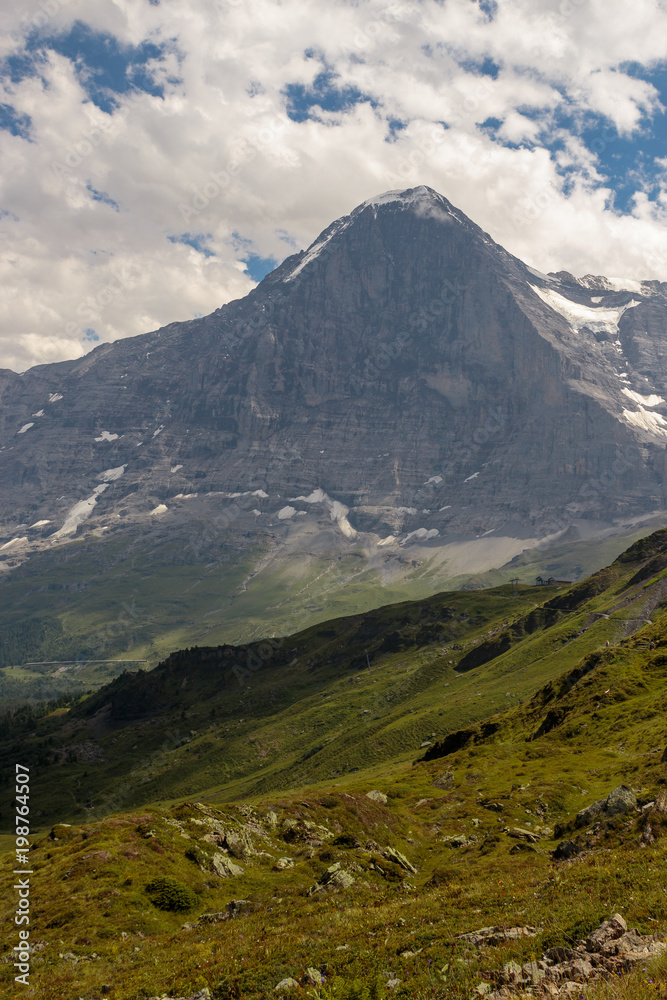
[1,529,667,998]
[0,514,660,708]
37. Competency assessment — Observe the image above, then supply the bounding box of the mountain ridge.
[1,186,667,669]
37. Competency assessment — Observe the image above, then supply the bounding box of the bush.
[145,876,197,912]
[323,974,386,1000]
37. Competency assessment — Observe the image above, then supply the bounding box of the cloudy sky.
[1,0,666,372]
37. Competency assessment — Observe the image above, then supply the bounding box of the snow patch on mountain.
[622,408,667,438]
[291,489,326,503]
[530,285,640,335]
[94,430,119,443]
[278,506,296,519]
[283,217,353,282]
[17,423,34,434]
[403,527,440,543]
[97,464,127,482]
[53,484,109,538]
[622,388,664,407]
[1,537,27,550]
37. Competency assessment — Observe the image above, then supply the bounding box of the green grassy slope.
[0,515,660,708]
[1,533,666,998]
[2,528,667,831]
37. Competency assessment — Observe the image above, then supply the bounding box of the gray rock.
[432,771,454,790]
[211,852,243,878]
[575,786,637,829]
[559,958,594,982]
[310,862,355,894]
[274,978,299,991]
[585,913,627,952]
[521,961,545,983]
[304,968,324,985]
[442,834,471,848]
[507,827,540,843]
[382,847,417,873]
[654,788,667,813]
[366,790,387,804]
[552,839,582,861]
[604,786,637,817]
[500,960,523,984]
[272,857,295,871]
[458,926,538,948]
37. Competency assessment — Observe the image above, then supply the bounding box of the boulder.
[500,960,523,984]
[304,968,324,985]
[211,852,243,878]
[432,771,454,790]
[575,786,637,828]
[442,834,471,848]
[366,790,388,804]
[586,913,627,952]
[224,829,253,859]
[604,786,637,817]
[552,839,582,861]
[272,857,295,871]
[382,847,417,873]
[457,926,538,948]
[274,978,299,991]
[309,862,355,893]
[507,827,540,843]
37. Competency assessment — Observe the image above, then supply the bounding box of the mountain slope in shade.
[1,186,667,664]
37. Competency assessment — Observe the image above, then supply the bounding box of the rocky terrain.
[2,186,667,666]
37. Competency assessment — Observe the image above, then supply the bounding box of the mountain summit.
[1,187,667,660]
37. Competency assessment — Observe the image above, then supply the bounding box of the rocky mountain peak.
[1,187,667,637]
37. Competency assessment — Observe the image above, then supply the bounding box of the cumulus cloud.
[0,0,666,370]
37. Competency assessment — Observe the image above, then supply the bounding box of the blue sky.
[0,0,666,370]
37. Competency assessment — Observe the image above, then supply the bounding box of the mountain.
[1,185,667,671]
[1,529,667,1000]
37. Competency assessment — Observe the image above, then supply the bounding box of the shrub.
[323,974,386,1000]
[145,876,197,911]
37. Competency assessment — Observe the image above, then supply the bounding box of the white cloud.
[1,0,667,370]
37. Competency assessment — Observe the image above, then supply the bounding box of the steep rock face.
[1,186,666,584]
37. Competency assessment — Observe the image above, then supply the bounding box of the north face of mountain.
[1,186,667,653]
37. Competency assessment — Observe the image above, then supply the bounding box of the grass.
[1,529,667,998]
[0,510,661,705]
